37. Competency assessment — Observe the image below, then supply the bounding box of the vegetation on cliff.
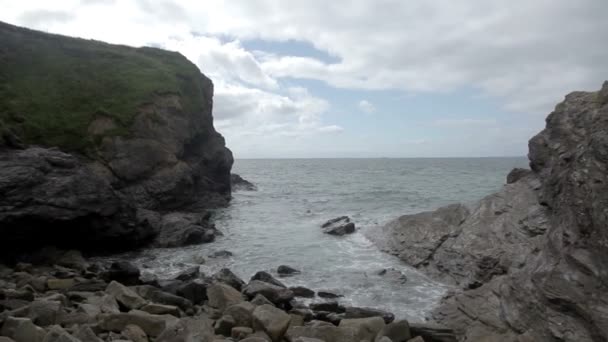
[0,21,205,153]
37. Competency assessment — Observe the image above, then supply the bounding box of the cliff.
[0,22,233,255]
[370,81,608,341]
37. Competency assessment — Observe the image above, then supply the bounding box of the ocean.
[109,157,528,321]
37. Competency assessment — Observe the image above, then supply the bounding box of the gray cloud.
[19,10,74,27]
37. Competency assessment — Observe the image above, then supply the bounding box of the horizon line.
[233,155,527,160]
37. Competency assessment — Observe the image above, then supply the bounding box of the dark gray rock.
[409,323,456,342]
[250,271,286,288]
[289,286,315,298]
[242,281,294,305]
[174,266,200,281]
[277,265,300,277]
[212,268,246,291]
[208,250,233,259]
[0,147,159,255]
[506,167,532,184]
[101,261,141,286]
[231,174,256,191]
[321,216,356,236]
[375,82,608,341]
[309,301,344,313]
[317,291,342,299]
[153,212,218,248]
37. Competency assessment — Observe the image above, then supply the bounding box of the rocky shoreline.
[368,81,608,341]
[0,250,455,342]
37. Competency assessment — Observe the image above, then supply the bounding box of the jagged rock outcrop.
[0,22,232,256]
[369,174,549,289]
[231,174,256,191]
[373,82,608,341]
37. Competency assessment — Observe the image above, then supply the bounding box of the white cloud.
[358,100,376,114]
[318,125,344,133]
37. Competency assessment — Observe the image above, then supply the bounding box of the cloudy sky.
[2,1,607,158]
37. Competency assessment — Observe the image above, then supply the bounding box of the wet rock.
[289,286,315,298]
[102,261,141,286]
[344,307,394,323]
[173,266,200,281]
[243,281,294,305]
[316,291,342,299]
[208,250,233,259]
[277,265,300,277]
[309,301,343,313]
[250,271,286,288]
[154,212,218,248]
[252,304,291,342]
[321,216,356,236]
[231,174,256,191]
[207,283,244,312]
[212,268,246,291]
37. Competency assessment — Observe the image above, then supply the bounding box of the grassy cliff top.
[0,21,206,152]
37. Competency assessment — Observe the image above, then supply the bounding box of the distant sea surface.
[111,157,528,321]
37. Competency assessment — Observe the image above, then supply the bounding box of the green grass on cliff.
[0,21,206,152]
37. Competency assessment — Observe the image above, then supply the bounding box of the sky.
[1,1,607,158]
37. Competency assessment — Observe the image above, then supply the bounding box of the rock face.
[231,174,257,191]
[0,21,232,256]
[373,82,608,341]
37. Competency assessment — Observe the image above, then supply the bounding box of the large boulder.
[252,304,292,342]
[105,281,147,310]
[153,212,219,248]
[207,283,244,312]
[321,216,356,236]
[242,281,294,305]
